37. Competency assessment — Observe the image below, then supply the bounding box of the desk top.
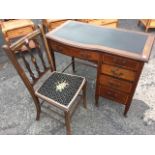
[46,20,155,62]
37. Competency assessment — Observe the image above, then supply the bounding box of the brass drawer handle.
[111,68,123,77]
[113,58,127,65]
[107,91,118,99]
[54,45,63,51]
[108,81,121,88]
[80,53,91,58]
[122,60,127,64]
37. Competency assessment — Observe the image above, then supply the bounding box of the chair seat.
[35,72,85,109]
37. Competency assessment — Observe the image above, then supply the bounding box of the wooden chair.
[42,19,75,73]
[2,25,87,135]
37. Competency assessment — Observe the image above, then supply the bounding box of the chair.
[42,19,75,73]
[2,25,87,135]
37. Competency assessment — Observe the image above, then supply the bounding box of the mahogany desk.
[46,20,154,116]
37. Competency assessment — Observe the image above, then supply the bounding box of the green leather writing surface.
[52,21,148,53]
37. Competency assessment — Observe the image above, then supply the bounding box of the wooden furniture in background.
[1,19,35,47]
[42,19,68,32]
[2,25,87,135]
[42,19,119,32]
[138,19,155,32]
[77,19,118,28]
[46,20,154,116]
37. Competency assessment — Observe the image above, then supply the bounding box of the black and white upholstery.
[35,71,86,110]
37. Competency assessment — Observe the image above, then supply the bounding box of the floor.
[0,19,155,134]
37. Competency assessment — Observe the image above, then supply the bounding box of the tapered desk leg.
[72,57,75,72]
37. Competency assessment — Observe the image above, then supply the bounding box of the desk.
[46,20,154,116]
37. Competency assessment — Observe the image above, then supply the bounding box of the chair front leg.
[34,97,41,121]
[64,111,72,135]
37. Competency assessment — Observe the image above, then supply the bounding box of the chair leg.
[64,111,72,135]
[71,57,75,72]
[36,108,41,121]
[34,98,41,121]
[82,82,87,109]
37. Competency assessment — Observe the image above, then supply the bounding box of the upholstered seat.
[36,72,85,109]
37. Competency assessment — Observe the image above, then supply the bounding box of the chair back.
[2,25,54,91]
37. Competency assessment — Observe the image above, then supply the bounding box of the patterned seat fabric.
[37,72,85,106]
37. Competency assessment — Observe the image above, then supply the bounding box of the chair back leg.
[33,96,41,120]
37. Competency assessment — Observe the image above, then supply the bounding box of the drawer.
[103,23,117,28]
[51,42,99,62]
[99,75,132,93]
[7,26,34,39]
[99,86,128,104]
[103,54,140,71]
[101,64,136,81]
[89,20,118,28]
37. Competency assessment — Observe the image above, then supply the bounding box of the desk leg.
[124,100,132,117]
[124,62,144,117]
[71,57,75,72]
[95,55,102,107]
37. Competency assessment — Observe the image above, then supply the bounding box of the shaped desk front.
[46,20,154,115]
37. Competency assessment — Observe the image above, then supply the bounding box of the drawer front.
[7,26,33,39]
[51,42,99,62]
[99,86,128,104]
[89,20,117,28]
[103,54,140,71]
[101,64,136,81]
[103,23,117,28]
[99,75,132,93]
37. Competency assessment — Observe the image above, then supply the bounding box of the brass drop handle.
[108,81,121,88]
[113,58,127,65]
[107,91,117,99]
[80,52,91,58]
[122,60,127,64]
[111,68,123,77]
[107,91,112,95]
